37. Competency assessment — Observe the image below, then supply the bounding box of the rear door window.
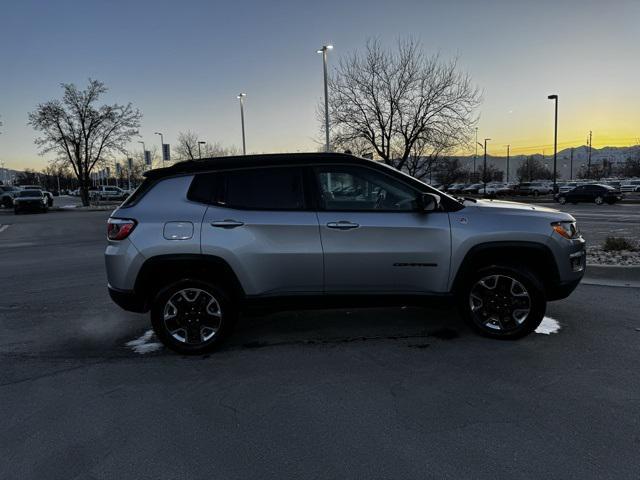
[189,167,306,210]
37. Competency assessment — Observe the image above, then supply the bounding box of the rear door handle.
[326,221,359,230]
[210,220,244,229]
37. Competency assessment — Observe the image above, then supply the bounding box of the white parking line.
[0,224,10,233]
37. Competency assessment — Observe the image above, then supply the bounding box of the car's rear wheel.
[459,265,546,339]
[150,280,237,355]
[594,196,604,205]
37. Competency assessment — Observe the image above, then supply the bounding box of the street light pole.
[154,132,164,164]
[483,138,490,195]
[198,141,206,159]
[237,93,247,155]
[548,94,558,191]
[588,130,592,178]
[317,44,333,152]
[505,144,510,183]
[474,127,478,176]
[570,147,574,180]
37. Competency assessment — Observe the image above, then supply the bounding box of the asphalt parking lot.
[1,206,640,479]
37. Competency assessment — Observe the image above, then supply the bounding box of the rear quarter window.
[119,178,156,208]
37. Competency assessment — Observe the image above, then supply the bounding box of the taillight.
[107,218,137,240]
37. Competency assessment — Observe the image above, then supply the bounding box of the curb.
[582,264,640,288]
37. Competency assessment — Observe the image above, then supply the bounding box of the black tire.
[150,279,237,355]
[458,265,546,340]
[14,208,20,215]
[558,196,567,204]
[2,197,12,208]
[532,190,539,197]
[594,196,604,205]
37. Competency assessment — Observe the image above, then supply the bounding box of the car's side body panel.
[317,210,452,293]
[201,206,324,295]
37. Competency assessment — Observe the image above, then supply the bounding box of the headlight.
[551,221,579,239]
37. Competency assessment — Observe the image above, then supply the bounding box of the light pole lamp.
[237,93,247,155]
[548,94,558,191]
[317,44,333,152]
[154,132,164,164]
[198,141,206,159]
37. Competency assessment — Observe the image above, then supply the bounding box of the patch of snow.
[126,329,163,354]
[59,205,78,209]
[535,316,561,335]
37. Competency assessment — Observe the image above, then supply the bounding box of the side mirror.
[420,193,440,212]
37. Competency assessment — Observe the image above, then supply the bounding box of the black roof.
[142,151,464,210]
[144,152,376,179]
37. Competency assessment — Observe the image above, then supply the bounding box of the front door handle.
[210,220,245,229]
[326,221,359,230]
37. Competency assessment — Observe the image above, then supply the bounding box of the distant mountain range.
[455,145,640,179]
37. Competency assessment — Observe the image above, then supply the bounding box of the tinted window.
[222,168,305,210]
[18,190,42,197]
[315,166,417,211]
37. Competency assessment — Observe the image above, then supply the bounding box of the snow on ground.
[126,329,163,354]
[536,316,561,335]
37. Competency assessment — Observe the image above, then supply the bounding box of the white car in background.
[620,180,640,193]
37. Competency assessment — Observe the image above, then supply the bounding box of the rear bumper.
[108,285,148,313]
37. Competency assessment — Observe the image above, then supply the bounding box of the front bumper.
[14,201,46,210]
[547,236,586,300]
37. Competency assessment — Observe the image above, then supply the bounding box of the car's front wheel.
[459,265,546,339]
[558,196,567,204]
[150,280,237,354]
[594,196,604,205]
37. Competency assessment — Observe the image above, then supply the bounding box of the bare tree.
[175,131,200,160]
[517,156,553,182]
[325,38,481,172]
[28,79,142,205]
[175,131,240,161]
[435,158,470,186]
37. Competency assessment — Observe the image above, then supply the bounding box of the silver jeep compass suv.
[105,153,585,354]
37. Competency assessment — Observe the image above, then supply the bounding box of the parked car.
[446,183,468,194]
[1,185,20,208]
[558,182,580,194]
[461,183,485,194]
[484,183,506,196]
[496,183,517,196]
[514,182,554,196]
[19,185,54,206]
[91,186,128,201]
[604,181,622,191]
[555,184,623,205]
[620,180,640,193]
[13,189,48,214]
[105,152,586,354]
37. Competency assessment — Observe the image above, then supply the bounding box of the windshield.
[18,190,42,197]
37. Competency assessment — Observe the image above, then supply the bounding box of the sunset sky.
[1,0,639,169]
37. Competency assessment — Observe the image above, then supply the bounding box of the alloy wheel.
[163,288,222,345]
[469,274,531,332]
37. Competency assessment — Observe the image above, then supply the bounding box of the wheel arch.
[452,241,560,297]
[134,254,246,310]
